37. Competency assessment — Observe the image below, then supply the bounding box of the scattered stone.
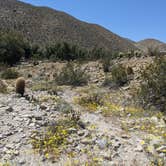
[77,130,85,136]
[102,150,112,160]
[113,141,121,150]
[13,150,19,156]
[0,134,5,140]
[29,123,36,127]
[135,144,143,152]
[40,103,47,110]
[121,134,131,139]
[19,159,26,165]
[96,138,108,149]
[5,106,13,112]
[112,152,120,159]
[156,146,166,153]
[6,144,14,149]
[150,116,158,124]
[81,138,93,145]
[34,115,43,120]
[68,128,77,134]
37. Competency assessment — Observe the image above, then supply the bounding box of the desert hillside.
[136,39,166,52]
[0,0,138,51]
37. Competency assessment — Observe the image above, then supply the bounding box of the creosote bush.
[147,47,160,57]
[55,62,89,86]
[77,90,105,111]
[111,64,128,86]
[137,56,166,112]
[1,68,20,79]
[101,57,112,73]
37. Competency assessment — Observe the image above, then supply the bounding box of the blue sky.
[21,0,166,42]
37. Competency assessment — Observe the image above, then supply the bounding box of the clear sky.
[21,0,166,43]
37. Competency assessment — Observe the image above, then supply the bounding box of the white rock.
[96,138,108,149]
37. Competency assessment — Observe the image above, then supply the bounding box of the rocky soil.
[0,59,166,166]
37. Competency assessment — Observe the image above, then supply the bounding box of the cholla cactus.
[16,77,25,96]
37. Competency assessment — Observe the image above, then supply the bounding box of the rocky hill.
[0,0,138,51]
[136,39,166,52]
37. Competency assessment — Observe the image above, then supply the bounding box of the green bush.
[0,32,31,65]
[55,62,89,86]
[1,68,20,79]
[45,42,87,61]
[111,64,128,86]
[137,56,166,112]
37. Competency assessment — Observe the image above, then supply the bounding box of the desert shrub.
[126,66,134,80]
[0,80,7,93]
[126,66,134,75]
[147,47,160,57]
[102,57,112,73]
[102,75,112,86]
[77,90,105,111]
[1,68,20,79]
[111,64,128,86]
[55,100,73,114]
[137,56,166,112]
[55,62,89,86]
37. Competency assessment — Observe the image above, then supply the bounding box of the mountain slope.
[0,0,137,51]
[136,39,166,51]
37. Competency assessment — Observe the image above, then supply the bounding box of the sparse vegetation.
[32,81,57,95]
[31,116,81,160]
[76,90,105,111]
[55,100,73,114]
[55,62,89,86]
[1,68,20,79]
